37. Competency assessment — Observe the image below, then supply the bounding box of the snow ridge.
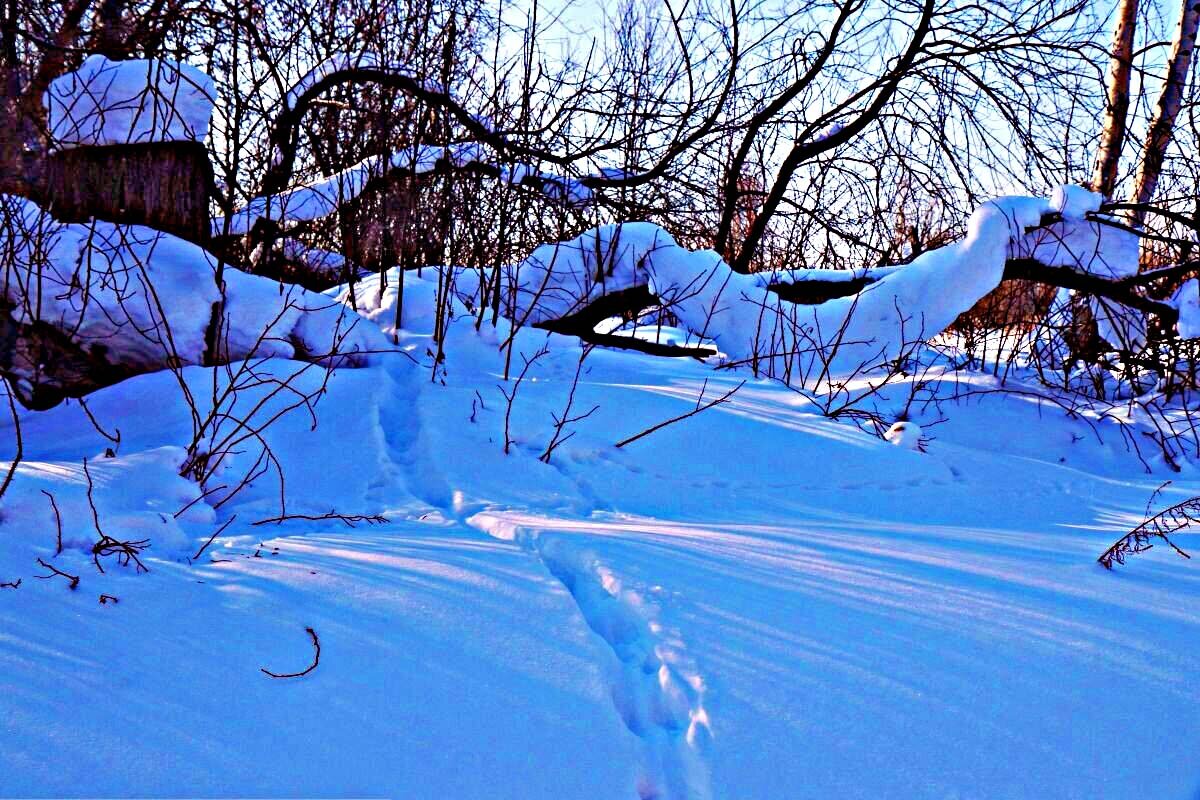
[471,513,712,800]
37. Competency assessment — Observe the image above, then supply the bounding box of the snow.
[1050,184,1104,219]
[215,155,383,236]
[2,194,220,368]
[220,139,609,237]
[0,446,206,558]
[758,264,902,286]
[3,189,1199,799]
[1173,278,1200,339]
[251,237,348,284]
[1016,217,1144,351]
[1014,188,1144,351]
[218,143,504,236]
[648,196,1051,383]
[216,145,449,236]
[486,188,1142,385]
[883,420,923,449]
[44,55,216,149]
[0,194,386,379]
[499,164,595,205]
[285,53,384,109]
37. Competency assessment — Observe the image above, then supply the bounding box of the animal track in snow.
[470,512,712,800]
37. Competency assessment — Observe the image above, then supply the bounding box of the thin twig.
[0,381,22,502]
[41,490,62,556]
[192,515,238,562]
[77,396,121,453]
[1099,493,1200,569]
[81,457,104,541]
[498,345,549,455]
[250,511,387,528]
[261,626,321,679]
[35,558,79,589]
[82,457,149,573]
[174,484,228,519]
[615,381,746,448]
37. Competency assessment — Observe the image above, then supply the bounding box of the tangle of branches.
[82,458,149,573]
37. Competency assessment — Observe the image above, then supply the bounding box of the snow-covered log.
[448,187,1172,382]
[0,195,386,407]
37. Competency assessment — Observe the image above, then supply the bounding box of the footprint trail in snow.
[472,512,713,800]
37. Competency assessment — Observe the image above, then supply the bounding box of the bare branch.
[261,626,321,679]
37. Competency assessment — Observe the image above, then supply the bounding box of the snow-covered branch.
[216,142,611,238]
[446,187,1182,381]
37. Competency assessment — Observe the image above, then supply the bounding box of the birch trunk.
[1090,0,1140,198]
[1129,0,1200,226]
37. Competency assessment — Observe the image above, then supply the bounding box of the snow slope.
[1,273,1199,799]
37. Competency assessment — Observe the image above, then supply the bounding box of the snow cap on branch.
[1172,279,1200,340]
[1050,185,1104,220]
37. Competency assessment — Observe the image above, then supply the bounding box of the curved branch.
[713,0,861,256]
[260,0,741,200]
[259,67,572,196]
[260,626,321,679]
[729,0,936,274]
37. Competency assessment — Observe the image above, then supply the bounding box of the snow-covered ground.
[1,274,1198,799]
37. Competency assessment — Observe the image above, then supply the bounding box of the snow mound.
[1050,184,1104,219]
[329,269,458,338]
[0,446,207,559]
[884,421,923,449]
[44,55,216,149]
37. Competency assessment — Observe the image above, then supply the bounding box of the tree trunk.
[43,141,212,243]
[1129,0,1200,228]
[91,0,128,60]
[1090,0,1140,198]
[0,303,139,409]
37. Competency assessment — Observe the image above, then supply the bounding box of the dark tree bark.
[43,141,213,243]
[0,304,140,410]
